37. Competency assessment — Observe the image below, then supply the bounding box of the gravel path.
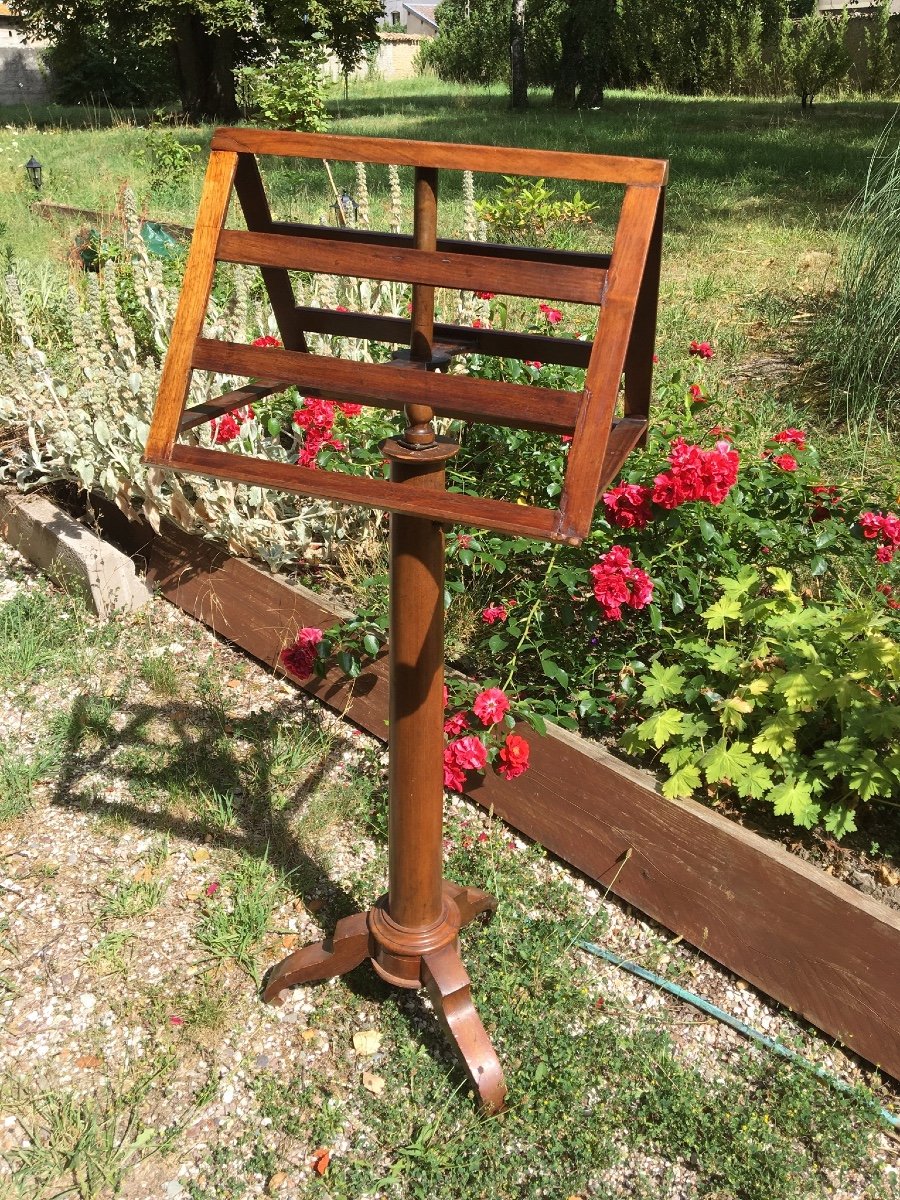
[1,537,897,1199]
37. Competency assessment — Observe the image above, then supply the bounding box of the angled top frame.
[143,129,667,546]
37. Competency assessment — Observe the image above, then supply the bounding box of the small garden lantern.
[334,189,358,224]
[25,156,42,190]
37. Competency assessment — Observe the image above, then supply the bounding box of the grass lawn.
[0,540,898,1199]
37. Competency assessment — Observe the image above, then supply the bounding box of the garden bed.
[77,495,900,1086]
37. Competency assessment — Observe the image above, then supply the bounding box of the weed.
[0,740,58,824]
[194,853,284,983]
[99,872,168,920]
[139,653,181,696]
[86,930,137,977]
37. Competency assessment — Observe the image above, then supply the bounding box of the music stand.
[144,129,667,1113]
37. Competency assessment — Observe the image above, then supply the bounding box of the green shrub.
[809,121,900,433]
[236,43,328,132]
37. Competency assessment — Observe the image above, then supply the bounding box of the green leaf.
[848,751,896,802]
[362,634,380,657]
[703,595,742,630]
[705,644,740,674]
[823,805,858,838]
[813,738,858,780]
[671,591,685,615]
[734,761,773,799]
[662,764,702,799]
[769,778,820,828]
[772,666,830,710]
[635,708,686,748]
[487,633,508,654]
[701,739,755,784]
[698,518,719,543]
[715,696,754,732]
[641,662,686,707]
[752,710,802,756]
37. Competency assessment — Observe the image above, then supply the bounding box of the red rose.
[497,734,530,780]
[472,687,510,726]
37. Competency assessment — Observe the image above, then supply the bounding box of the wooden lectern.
[144,130,667,1114]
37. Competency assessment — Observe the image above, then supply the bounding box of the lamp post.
[25,156,42,191]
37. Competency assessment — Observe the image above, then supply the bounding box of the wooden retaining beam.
[106,512,900,1084]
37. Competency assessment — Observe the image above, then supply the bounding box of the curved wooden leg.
[262,911,371,1006]
[444,882,498,929]
[421,941,507,1115]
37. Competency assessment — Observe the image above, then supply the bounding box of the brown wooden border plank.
[211,127,669,186]
[217,229,607,305]
[124,515,900,1084]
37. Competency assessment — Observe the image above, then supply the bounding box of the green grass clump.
[810,118,900,435]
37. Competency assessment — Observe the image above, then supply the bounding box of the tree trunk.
[552,10,582,107]
[172,15,240,120]
[509,0,527,110]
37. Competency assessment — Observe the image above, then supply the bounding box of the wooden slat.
[190,338,583,434]
[233,154,308,352]
[144,149,238,463]
[269,220,612,274]
[98,507,900,1085]
[178,380,287,432]
[623,189,664,435]
[163,442,569,543]
[211,127,669,187]
[556,186,662,542]
[217,229,607,305]
[294,307,593,368]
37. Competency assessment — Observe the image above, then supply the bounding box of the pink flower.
[279,626,324,680]
[473,687,510,726]
[524,360,542,370]
[773,428,806,450]
[335,305,349,313]
[205,880,220,898]
[590,545,654,621]
[457,534,472,549]
[497,733,530,780]
[539,303,563,325]
[472,318,484,329]
[474,291,495,300]
[251,335,281,348]
[688,384,705,403]
[169,1015,184,1026]
[602,482,654,530]
[443,712,469,737]
[448,735,488,772]
[876,545,895,563]
[442,748,467,792]
[482,604,508,625]
[442,685,449,708]
[859,511,883,540]
[337,402,362,417]
[689,340,714,359]
[213,414,241,444]
[772,454,798,472]
[651,438,739,508]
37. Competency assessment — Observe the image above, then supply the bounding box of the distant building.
[382,1,438,35]
[0,3,51,104]
[818,0,900,13]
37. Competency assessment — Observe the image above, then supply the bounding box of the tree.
[16,0,382,119]
[509,0,527,110]
[787,9,851,108]
[865,0,899,97]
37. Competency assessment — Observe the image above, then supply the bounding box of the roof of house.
[402,3,438,28]
[0,4,16,16]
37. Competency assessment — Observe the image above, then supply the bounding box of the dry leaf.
[281,934,299,949]
[74,1054,103,1069]
[185,889,202,901]
[132,866,153,883]
[266,1171,287,1193]
[192,849,211,863]
[301,1029,319,1042]
[353,1030,382,1056]
[362,1071,386,1097]
[306,898,324,913]
[311,1148,330,1176]
[226,679,240,689]
[875,863,900,887]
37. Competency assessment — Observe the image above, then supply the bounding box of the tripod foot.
[262,911,371,1005]
[422,941,507,1115]
[444,882,498,928]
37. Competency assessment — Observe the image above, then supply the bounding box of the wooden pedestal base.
[262,881,507,1114]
